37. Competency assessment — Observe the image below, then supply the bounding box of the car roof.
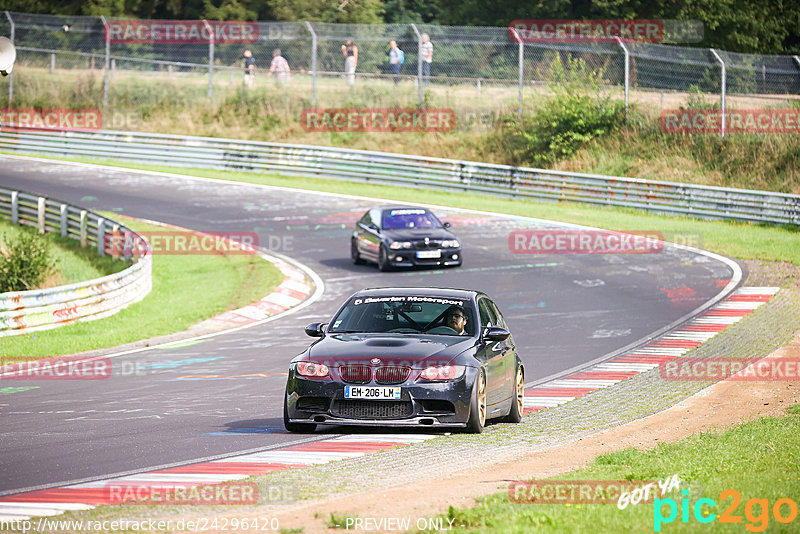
[350,287,483,300]
[376,205,433,213]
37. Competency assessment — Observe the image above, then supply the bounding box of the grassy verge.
[7,154,800,269]
[0,217,125,288]
[428,404,800,533]
[0,215,284,358]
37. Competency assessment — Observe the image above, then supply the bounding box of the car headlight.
[441,240,460,248]
[389,241,412,250]
[418,365,466,381]
[296,362,330,377]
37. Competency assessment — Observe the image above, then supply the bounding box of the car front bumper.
[284,367,477,428]
[387,248,462,268]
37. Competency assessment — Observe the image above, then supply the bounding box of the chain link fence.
[2,11,799,136]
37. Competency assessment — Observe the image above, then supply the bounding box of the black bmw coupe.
[283,287,524,433]
[350,206,462,270]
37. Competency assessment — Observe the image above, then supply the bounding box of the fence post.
[10,191,18,224]
[60,204,68,237]
[615,37,629,123]
[305,21,317,107]
[710,48,726,138]
[97,217,105,256]
[5,11,14,104]
[80,210,88,248]
[202,19,214,102]
[410,24,422,107]
[37,197,46,234]
[514,29,523,118]
[100,16,110,108]
[50,53,55,74]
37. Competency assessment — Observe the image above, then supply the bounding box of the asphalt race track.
[0,156,739,495]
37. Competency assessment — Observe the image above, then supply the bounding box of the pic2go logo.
[654,489,799,532]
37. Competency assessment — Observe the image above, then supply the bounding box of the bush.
[493,56,626,166]
[0,230,54,293]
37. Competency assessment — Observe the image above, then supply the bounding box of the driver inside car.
[445,306,468,335]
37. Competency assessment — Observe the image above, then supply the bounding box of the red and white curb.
[0,435,437,521]
[200,256,312,328]
[523,286,781,414]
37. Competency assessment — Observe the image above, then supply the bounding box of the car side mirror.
[483,326,510,342]
[443,221,451,228]
[305,322,326,337]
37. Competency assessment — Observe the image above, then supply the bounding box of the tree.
[266,0,385,24]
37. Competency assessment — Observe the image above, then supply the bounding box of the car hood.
[303,333,474,365]
[381,228,456,241]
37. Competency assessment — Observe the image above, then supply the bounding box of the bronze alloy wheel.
[515,368,524,415]
[477,371,486,427]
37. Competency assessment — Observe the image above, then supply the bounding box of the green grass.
[10,154,800,269]
[424,404,800,533]
[0,215,284,358]
[0,217,125,288]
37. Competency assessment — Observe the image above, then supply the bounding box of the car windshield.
[381,209,441,230]
[328,296,474,336]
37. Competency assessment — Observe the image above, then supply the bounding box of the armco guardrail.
[0,186,152,337]
[1,129,799,226]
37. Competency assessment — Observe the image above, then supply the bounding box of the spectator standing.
[342,39,358,86]
[267,49,290,86]
[420,33,433,86]
[243,49,255,88]
[388,40,404,85]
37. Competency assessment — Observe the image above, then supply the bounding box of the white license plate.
[344,386,401,400]
[416,250,441,259]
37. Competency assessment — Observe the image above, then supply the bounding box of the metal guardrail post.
[304,22,317,107]
[60,204,68,237]
[100,16,110,108]
[202,20,214,102]
[80,210,87,248]
[37,197,46,234]
[410,24,422,107]
[710,48,726,138]
[616,37,630,123]
[111,223,120,259]
[5,11,14,104]
[97,217,105,256]
[10,190,18,224]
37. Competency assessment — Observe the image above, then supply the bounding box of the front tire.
[283,393,316,433]
[378,244,392,272]
[351,239,364,265]
[502,365,524,423]
[465,370,486,433]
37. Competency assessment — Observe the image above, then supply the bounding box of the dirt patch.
[268,332,800,533]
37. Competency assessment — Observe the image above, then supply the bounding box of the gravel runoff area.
[58,261,800,532]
